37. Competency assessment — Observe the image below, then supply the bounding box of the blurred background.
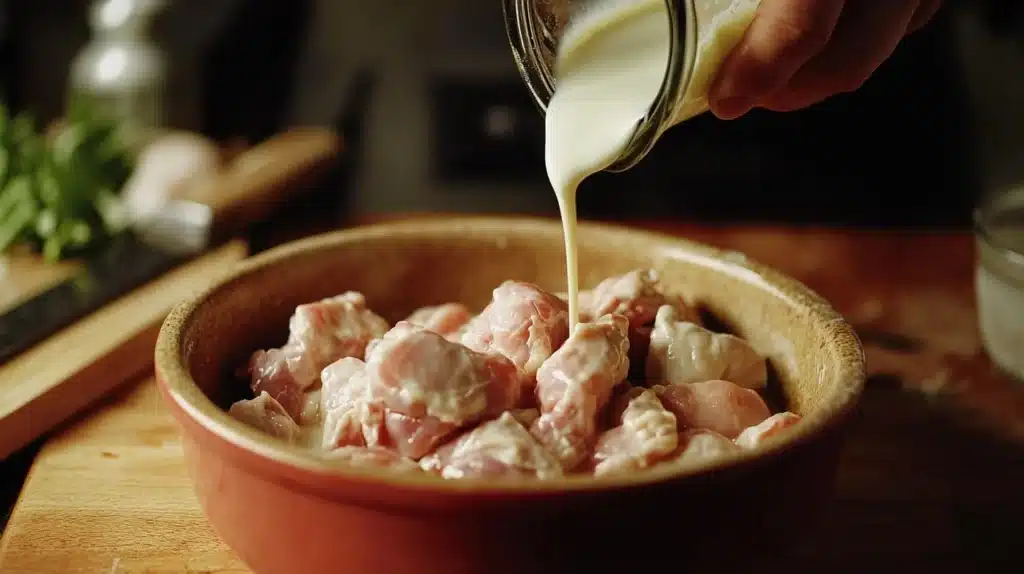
[2,0,1023,227]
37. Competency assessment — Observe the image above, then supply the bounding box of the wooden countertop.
[2,216,1023,573]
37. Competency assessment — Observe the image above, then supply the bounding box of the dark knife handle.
[177,127,343,242]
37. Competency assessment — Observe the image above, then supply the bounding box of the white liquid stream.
[544,0,757,329]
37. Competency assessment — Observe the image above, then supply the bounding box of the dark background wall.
[1,0,1024,228]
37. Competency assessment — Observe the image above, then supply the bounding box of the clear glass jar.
[503,0,757,171]
[974,188,1024,382]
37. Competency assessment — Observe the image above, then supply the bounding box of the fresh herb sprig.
[0,100,134,261]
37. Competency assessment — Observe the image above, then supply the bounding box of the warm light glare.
[98,0,133,28]
[95,47,128,84]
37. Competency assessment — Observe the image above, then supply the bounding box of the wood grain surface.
[0,251,80,314]
[1,219,1022,573]
[0,241,249,461]
[0,378,248,574]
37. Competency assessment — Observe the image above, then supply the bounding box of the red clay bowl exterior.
[155,216,865,574]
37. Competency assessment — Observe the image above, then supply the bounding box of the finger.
[908,0,941,33]
[709,0,846,120]
[757,0,919,112]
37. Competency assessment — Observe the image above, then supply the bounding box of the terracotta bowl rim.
[155,215,865,495]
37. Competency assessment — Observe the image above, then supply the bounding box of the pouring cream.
[543,0,757,328]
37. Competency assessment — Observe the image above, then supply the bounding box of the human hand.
[707,0,942,119]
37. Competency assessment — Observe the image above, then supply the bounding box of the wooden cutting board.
[0,242,248,461]
[0,376,248,574]
[0,127,340,460]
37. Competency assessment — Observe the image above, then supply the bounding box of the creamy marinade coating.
[544,0,758,328]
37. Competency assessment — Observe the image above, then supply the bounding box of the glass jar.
[974,188,1024,382]
[503,0,758,171]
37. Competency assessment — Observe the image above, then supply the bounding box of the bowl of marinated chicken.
[155,216,864,574]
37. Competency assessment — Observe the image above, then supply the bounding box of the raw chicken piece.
[320,357,372,450]
[578,269,700,324]
[654,379,771,439]
[320,325,525,460]
[592,389,678,476]
[319,352,470,459]
[285,292,390,377]
[645,305,767,389]
[404,303,472,338]
[369,322,523,422]
[461,281,570,384]
[228,391,301,443]
[666,428,741,468]
[580,269,667,325]
[364,322,525,458]
[735,412,802,449]
[362,406,459,461]
[531,314,631,471]
[322,445,422,473]
[420,412,563,480]
[575,270,699,373]
[247,347,308,420]
[249,292,389,419]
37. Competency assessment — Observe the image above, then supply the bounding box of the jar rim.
[503,0,557,115]
[502,0,698,172]
[974,188,1024,268]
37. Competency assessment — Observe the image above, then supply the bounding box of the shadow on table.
[767,376,1024,572]
[0,440,42,533]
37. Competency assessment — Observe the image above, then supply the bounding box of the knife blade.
[0,127,341,365]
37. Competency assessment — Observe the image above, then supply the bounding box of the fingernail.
[712,96,752,120]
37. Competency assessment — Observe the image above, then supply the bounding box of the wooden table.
[2,217,1023,573]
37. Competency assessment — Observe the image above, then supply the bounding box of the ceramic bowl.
[155,216,865,574]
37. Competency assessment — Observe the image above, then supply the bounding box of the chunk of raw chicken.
[249,292,389,419]
[320,355,452,459]
[579,269,674,325]
[361,322,524,458]
[247,347,308,421]
[461,281,570,385]
[420,412,563,480]
[404,303,473,339]
[654,379,771,439]
[645,305,767,389]
[322,445,422,473]
[531,314,631,471]
[370,322,523,422]
[286,291,390,376]
[228,391,301,443]
[320,357,372,451]
[591,389,678,476]
[665,428,741,468]
[574,270,699,374]
[318,335,507,460]
[735,412,802,449]
[361,405,458,461]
